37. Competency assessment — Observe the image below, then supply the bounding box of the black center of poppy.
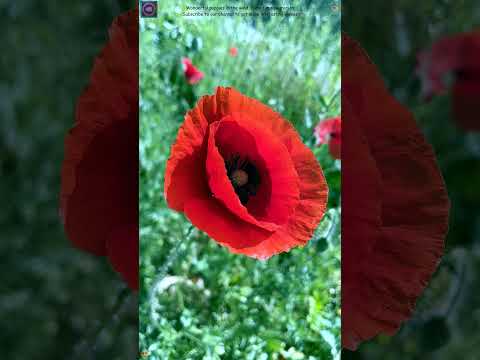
[330,131,339,139]
[225,155,260,205]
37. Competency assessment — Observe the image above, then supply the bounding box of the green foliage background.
[343,1,480,359]
[0,1,137,359]
[139,1,341,359]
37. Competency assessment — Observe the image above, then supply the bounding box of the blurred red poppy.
[314,116,341,159]
[182,57,204,84]
[165,87,328,259]
[417,31,480,130]
[343,34,450,350]
[60,9,138,290]
[229,47,238,57]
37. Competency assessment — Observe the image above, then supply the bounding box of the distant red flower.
[417,31,480,130]
[343,34,450,350]
[60,9,138,290]
[229,47,238,57]
[314,117,341,159]
[182,57,204,84]
[165,87,328,259]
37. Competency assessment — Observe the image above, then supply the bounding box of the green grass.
[140,1,340,359]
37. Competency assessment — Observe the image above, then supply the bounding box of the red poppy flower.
[60,9,138,290]
[343,34,450,350]
[229,47,238,57]
[182,57,204,84]
[164,87,328,259]
[314,116,341,159]
[417,31,480,130]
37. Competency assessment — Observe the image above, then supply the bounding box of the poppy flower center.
[330,131,339,139]
[231,169,249,187]
[225,155,260,205]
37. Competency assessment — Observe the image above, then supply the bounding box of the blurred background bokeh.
[139,0,340,359]
[0,1,137,359]
[343,1,480,359]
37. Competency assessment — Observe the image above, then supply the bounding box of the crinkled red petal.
[107,224,139,290]
[187,70,204,84]
[206,114,300,230]
[342,34,450,350]
[328,139,341,159]
[62,117,138,255]
[184,196,272,253]
[452,78,480,130]
[164,100,210,212]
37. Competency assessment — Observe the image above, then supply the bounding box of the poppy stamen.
[225,155,260,205]
[231,169,249,187]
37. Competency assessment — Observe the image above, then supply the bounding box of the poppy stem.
[148,224,195,319]
[325,210,339,242]
[90,287,131,354]
[326,88,340,111]
[71,286,131,359]
[445,259,466,318]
